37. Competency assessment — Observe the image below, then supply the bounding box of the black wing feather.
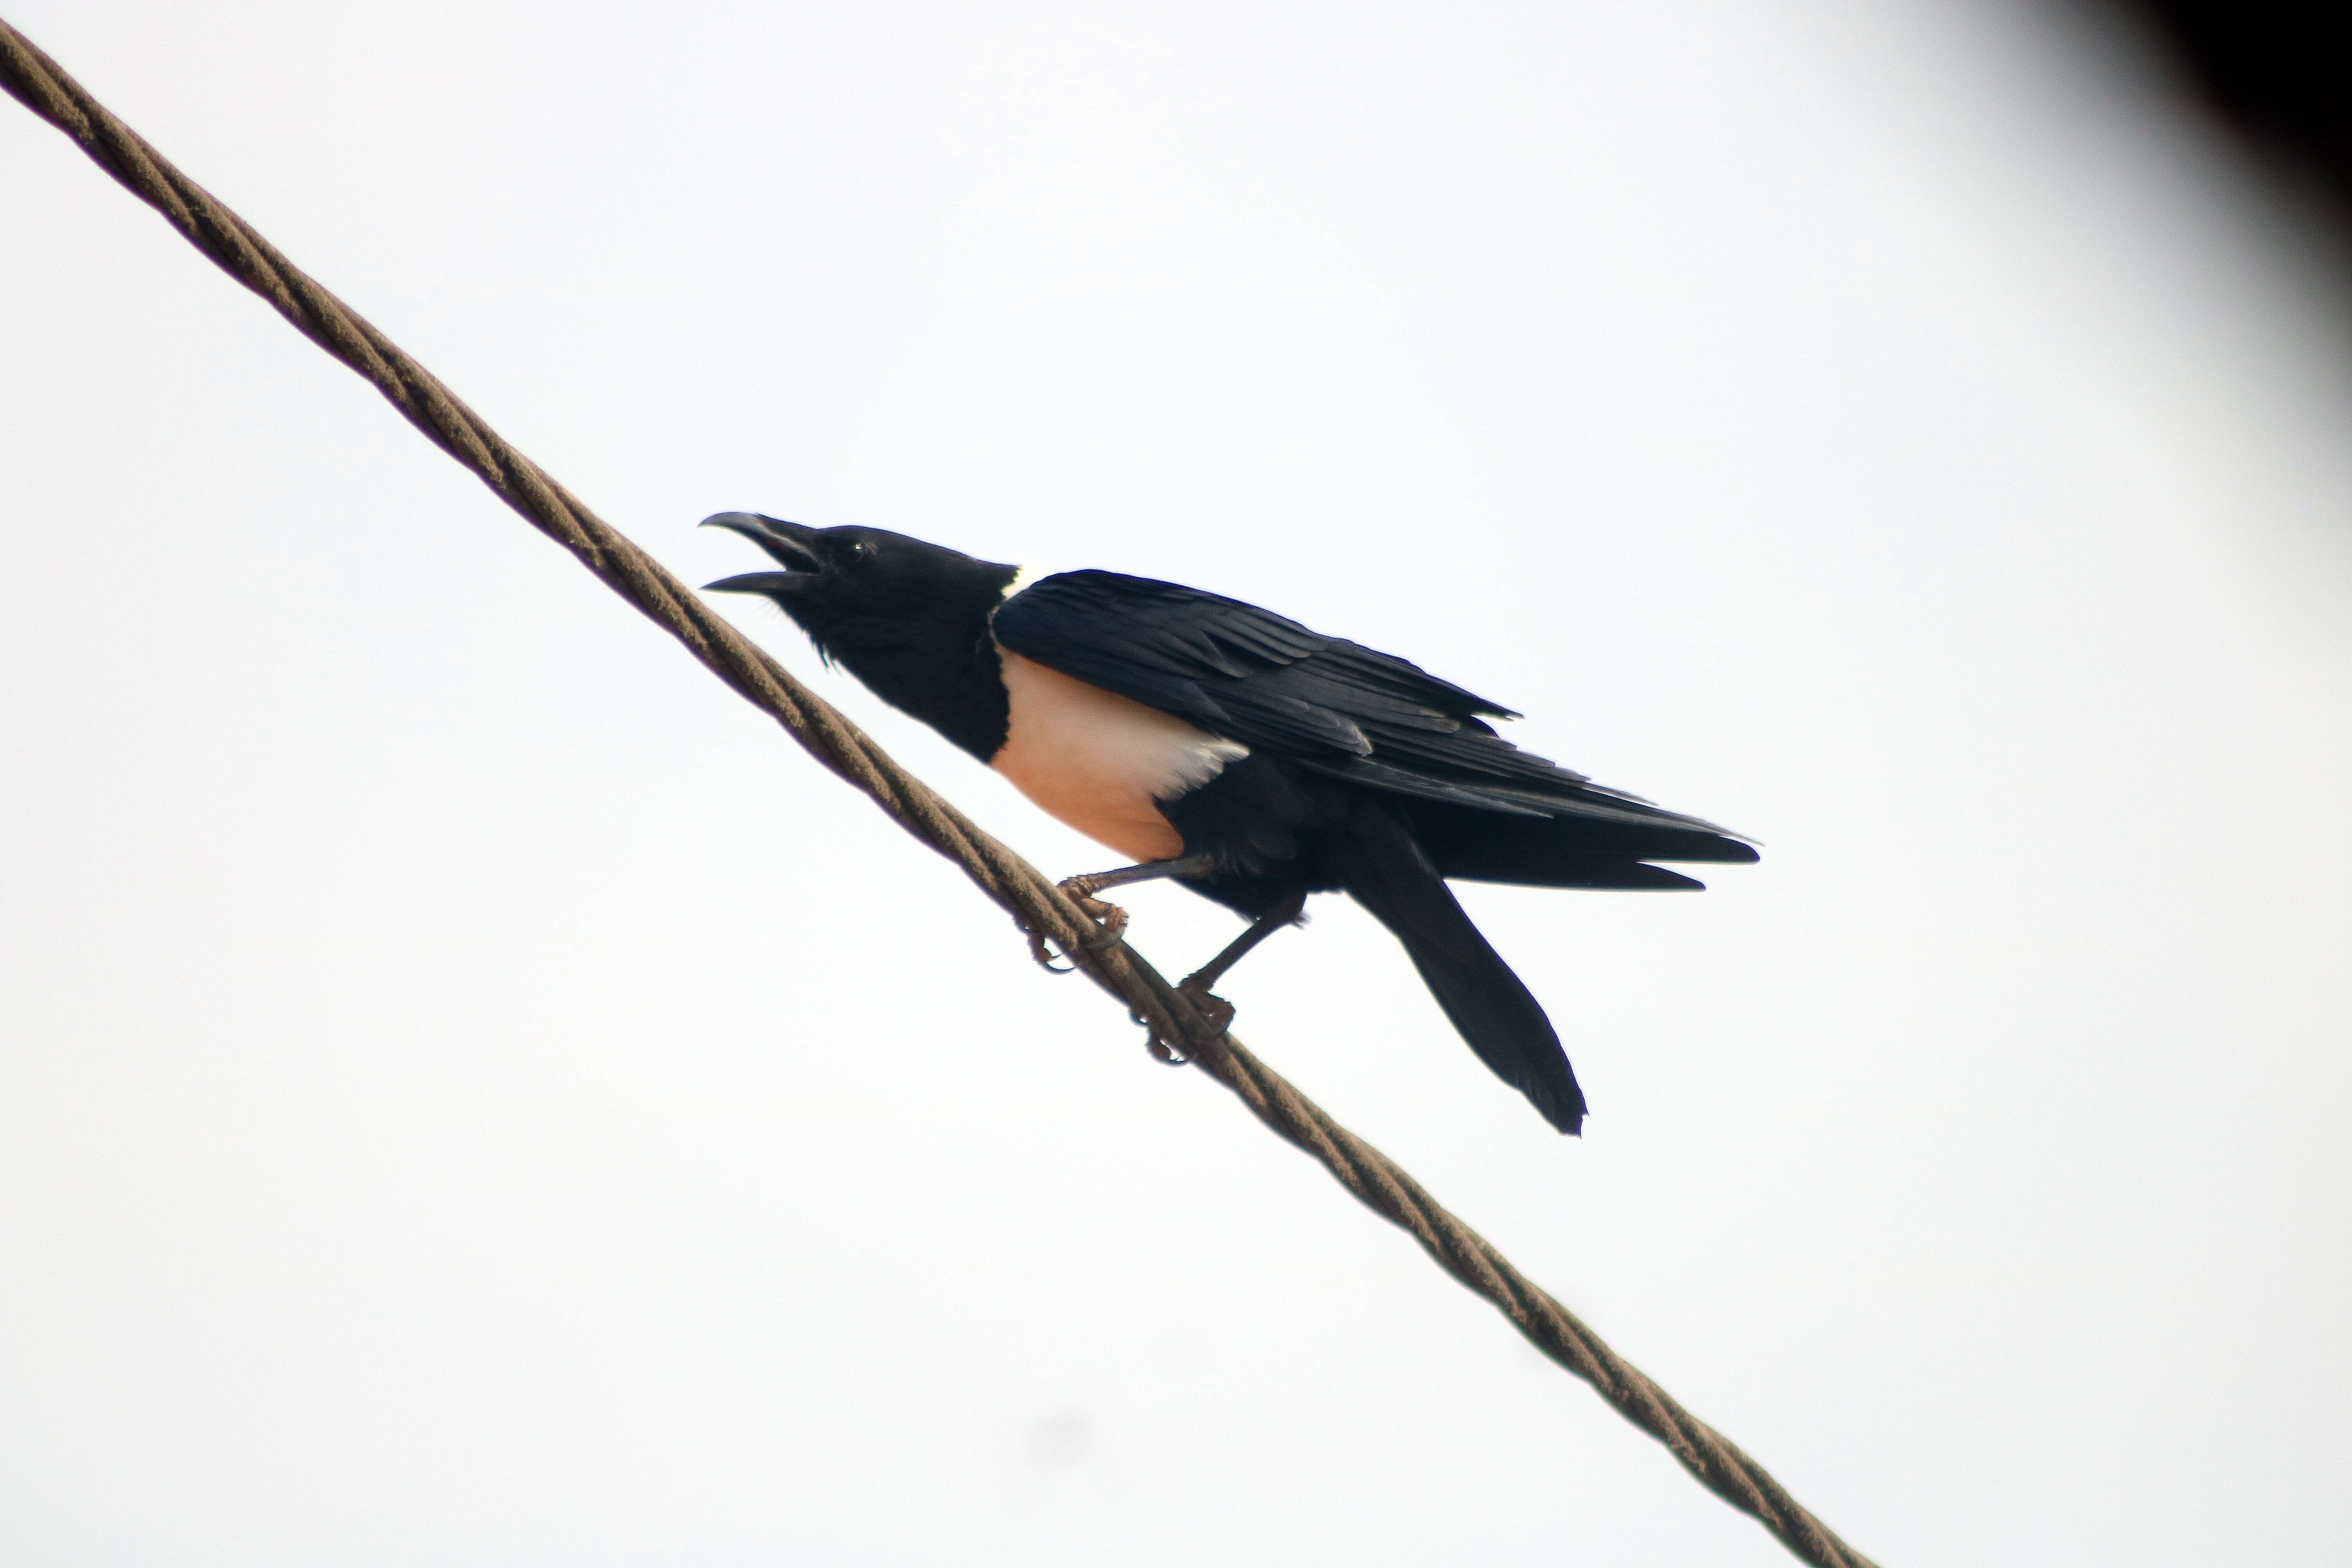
[993,571,1751,853]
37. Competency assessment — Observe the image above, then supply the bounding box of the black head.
[701,512,1020,759]
[701,513,1019,650]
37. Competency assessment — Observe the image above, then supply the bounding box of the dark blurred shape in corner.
[2117,1,2352,214]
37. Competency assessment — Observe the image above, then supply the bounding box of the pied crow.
[702,512,1755,1134]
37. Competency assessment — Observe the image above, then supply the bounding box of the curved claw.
[1025,926,1075,974]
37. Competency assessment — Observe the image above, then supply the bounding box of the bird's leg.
[1182,887,1308,993]
[1042,853,1220,959]
[1150,887,1310,1055]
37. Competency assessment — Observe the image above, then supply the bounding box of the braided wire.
[2,20,1877,1566]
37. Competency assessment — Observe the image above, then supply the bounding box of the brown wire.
[2,19,1879,1566]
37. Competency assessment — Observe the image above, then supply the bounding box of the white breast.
[991,649,1249,862]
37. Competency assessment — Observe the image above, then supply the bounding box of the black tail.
[1333,798,1587,1134]
[1403,799,1757,891]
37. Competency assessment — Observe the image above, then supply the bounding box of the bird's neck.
[819,567,1020,762]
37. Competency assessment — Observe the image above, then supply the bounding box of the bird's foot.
[1175,975,1236,1037]
[1142,973,1235,1063]
[1025,877,1130,971]
[1054,876,1131,950]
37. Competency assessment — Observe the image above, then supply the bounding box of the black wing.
[992,570,1753,856]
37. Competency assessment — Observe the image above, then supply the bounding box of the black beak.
[700,511,822,572]
[703,570,810,596]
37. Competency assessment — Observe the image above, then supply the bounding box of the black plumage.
[702,513,1755,1134]
[993,570,1753,871]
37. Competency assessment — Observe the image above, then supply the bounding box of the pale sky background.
[4,2,2350,1563]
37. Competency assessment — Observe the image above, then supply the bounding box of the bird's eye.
[843,540,871,561]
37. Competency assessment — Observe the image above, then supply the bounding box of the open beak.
[700,512,822,593]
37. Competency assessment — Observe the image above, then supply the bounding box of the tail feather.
[1405,799,1755,890]
[1335,799,1587,1134]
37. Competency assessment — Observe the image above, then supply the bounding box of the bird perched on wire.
[702,513,1754,1134]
